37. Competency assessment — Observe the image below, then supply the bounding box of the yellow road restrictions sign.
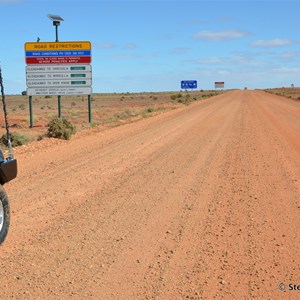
[25,41,91,51]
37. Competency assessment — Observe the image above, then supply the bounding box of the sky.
[1,0,300,94]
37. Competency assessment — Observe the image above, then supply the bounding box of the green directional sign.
[71,74,86,78]
[71,66,86,71]
[71,81,86,85]
[26,64,92,93]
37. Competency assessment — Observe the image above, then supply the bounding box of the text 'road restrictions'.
[25,41,91,51]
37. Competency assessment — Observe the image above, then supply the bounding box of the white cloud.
[111,53,139,59]
[276,51,300,62]
[0,0,21,2]
[250,39,294,47]
[230,54,271,67]
[197,57,223,64]
[123,43,138,49]
[95,42,139,50]
[217,70,231,76]
[273,67,300,73]
[217,16,236,24]
[193,29,250,41]
[143,53,157,59]
[185,54,266,67]
[159,34,174,40]
[185,19,209,25]
[95,43,116,49]
[170,47,190,55]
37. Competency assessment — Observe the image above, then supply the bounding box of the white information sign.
[27,87,92,96]
[215,81,224,89]
[26,64,92,73]
[26,72,92,80]
[27,79,92,87]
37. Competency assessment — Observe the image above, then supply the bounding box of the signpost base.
[88,94,92,124]
[29,96,33,128]
[58,95,61,118]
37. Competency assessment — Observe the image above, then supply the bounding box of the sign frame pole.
[55,22,59,42]
[88,94,92,124]
[56,27,61,119]
[58,95,62,118]
[29,96,33,128]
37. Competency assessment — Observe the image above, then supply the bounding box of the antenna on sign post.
[47,14,64,118]
[47,14,64,42]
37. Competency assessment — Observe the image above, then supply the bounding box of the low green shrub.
[1,132,30,147]
[170,93,183,101]
[47,117,76,140]
[146,107,154,113]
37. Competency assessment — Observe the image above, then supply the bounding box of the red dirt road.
[1,90,300,299]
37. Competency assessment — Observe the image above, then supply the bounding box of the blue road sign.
[181,80,197,89]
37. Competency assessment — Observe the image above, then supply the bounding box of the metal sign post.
[47,14,64,42]
[88,95,92,123]
[48,14,64,118]
[29,96,33,128]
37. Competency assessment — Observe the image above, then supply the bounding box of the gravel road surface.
[1,90,300,299]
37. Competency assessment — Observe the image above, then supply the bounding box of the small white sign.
[215,82,224,89]
[27,87,92,96]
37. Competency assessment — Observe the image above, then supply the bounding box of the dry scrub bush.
[47,117,76,140]
[1,132,30,147]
